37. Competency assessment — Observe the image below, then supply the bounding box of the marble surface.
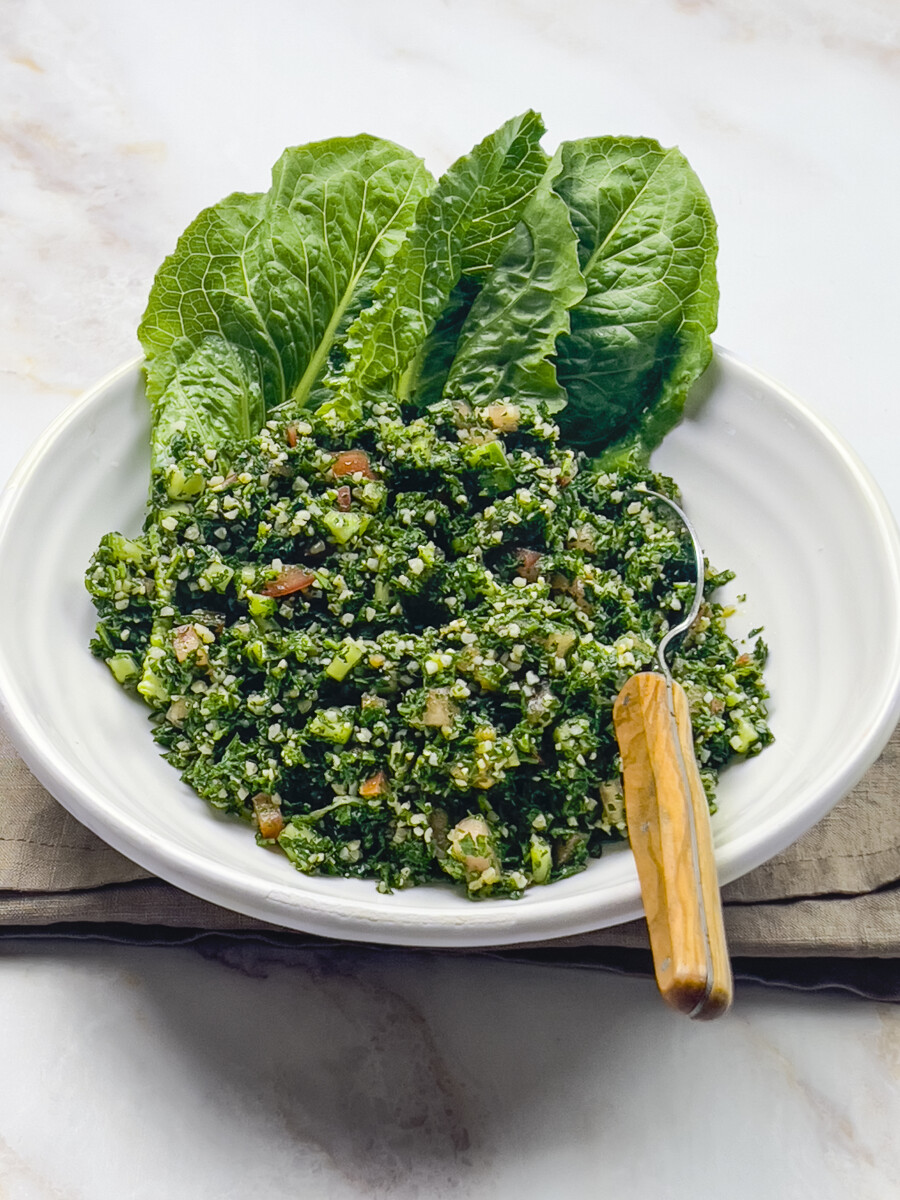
[2,0,900,1196]
[3,941,900,1200]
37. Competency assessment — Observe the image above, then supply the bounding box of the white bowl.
[1,348,899,946]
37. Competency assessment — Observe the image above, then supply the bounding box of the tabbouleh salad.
[87,396,771,897]
[85,113,773,898]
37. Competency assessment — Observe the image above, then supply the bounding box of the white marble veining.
[2,942,900,1200]
[2,0,900,1196]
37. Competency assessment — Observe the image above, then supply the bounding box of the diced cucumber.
[137,668,169,708]
[306,707,354,744]
[107,653,140,685]
[247,592,276,618]
[325,639,364,681]
[529,834,553,884]
[323,510,371,544]
[165,465,205,499]
[197,560,233,593]
[729,714,758,754]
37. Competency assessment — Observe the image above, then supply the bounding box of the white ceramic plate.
[1,349,899,946]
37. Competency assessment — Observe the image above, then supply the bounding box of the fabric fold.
[4,724,900,980]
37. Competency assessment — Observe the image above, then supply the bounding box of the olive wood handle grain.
[613,672,733,1020]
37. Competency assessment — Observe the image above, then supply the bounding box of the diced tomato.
[515,548,543,582]
[251,792,284,838]
[173,624,208,665]
[260,567,315,598]
[285,424,298,448]
[485,402,520,432]
[422,690,457,727]
[331,450,375,479]
[549,573,589,610]
[359,770,389,797]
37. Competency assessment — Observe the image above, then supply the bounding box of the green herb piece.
[463,438,514,483]
[278,821,337,873]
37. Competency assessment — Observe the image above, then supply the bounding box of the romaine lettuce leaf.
[147,336,264,452]
[138,136,433,462]
[440,163,586,410]
[551,137,718,458]
[398,277,480,408]
[135,121,719,470]
[328,111,549,413]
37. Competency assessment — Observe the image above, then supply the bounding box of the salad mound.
[87,397,771,897]
[86,111,773,897]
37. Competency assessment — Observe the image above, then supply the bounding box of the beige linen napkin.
[3,723,900,983]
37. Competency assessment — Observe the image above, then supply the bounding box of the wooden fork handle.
[613,672,733,1019]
